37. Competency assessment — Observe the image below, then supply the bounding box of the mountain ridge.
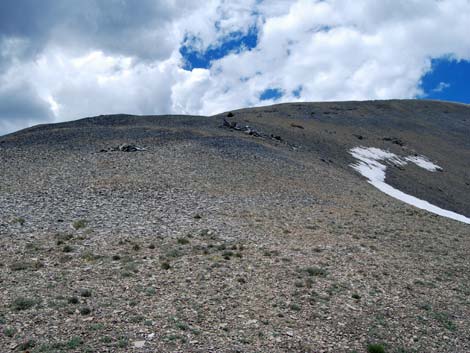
[1,99,469,352]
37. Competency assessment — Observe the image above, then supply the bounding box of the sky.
[0,0,470,135]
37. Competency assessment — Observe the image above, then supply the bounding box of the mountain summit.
[1,100,469,352]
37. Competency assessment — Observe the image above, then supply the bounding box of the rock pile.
[222,118,283,141]
[99,144,146,153]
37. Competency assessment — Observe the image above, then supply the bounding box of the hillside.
[0,100,469,352]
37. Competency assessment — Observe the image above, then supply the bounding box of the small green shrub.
[222,250,234,260]
[72,219,87,230]
[68,296,79,304]
[81,251,100,262]
[176,322,189,331]
[161,261,171,270]
[3,326,16,337]
[80,306,91,315]
[13,217,25,226]
[145,287,156,296]
[117,336,129,348]
[177,238,190,245]
[290,303,301,311]
[367,343,386,353]
[304,267,327,277]
[17,339,36,350]
[62,245,74,253]
[79,288,92,297]
[11,297,38,311]
[67,336,83,349]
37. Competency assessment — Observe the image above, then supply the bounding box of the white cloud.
[432,82,451,93]
[1,0,470,135]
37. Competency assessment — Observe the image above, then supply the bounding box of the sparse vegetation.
[176,321,189,331]
[68,296,79,304]
[12,217,25,225]
[161,261,171,270]
[9,260,44,271]
[304,266,327,277]
[72,219,87,230]
[433,312,457,331]
[67,336,83,349]
[62,245,73,253]
[80,306,91,315]
[367,344,386,353]
[145,287,156,296]
[17,339,36,351]
[177,237,190,245]
[79,288,92,297]
[11,297,39,311]
[290,303,301,311]
[81,250,100,261]
[117,336,129,348]
[1,100,470,352]
[3,326,16,337]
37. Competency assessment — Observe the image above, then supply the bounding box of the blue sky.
[180,27,258,71]
[1,0,470,135]
[420,59,470,104]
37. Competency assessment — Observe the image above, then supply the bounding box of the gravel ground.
[0,100,469,352]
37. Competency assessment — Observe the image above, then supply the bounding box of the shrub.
[62,245,73,253]
[161,261,171,270]
[304,267,327,277]
[17,340,36,350]
[11,297,38,311]
[72,219,87,230]
[79,289,92,297]
[67,336,83,349]
[3,326,16,337]
[80,306,91,315]
[68,297,79,304]
[290,303,301,311]
[177,238,190,245]
[367,344,386,353]
[13,217,25,226]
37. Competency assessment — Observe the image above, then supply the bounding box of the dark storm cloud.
[0,0,199,135]
[0,82,52,130]
[0,0,192,61]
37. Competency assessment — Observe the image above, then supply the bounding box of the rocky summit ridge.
[0,99,469,352]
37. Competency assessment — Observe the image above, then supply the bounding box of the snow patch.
[350,146,470,225]
[404,155,442,172]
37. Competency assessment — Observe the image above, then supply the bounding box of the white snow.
[350,146,470,225]
[404,155,442,172]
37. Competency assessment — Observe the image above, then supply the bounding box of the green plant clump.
[72,219,87,230]
[367,343,386,353]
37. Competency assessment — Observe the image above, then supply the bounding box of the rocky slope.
[0,100,469,353]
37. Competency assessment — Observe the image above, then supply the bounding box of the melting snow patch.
[404,155,443,172]
[350,146,470,225]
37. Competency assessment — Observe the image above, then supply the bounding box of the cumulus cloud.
[1,0,470,135]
